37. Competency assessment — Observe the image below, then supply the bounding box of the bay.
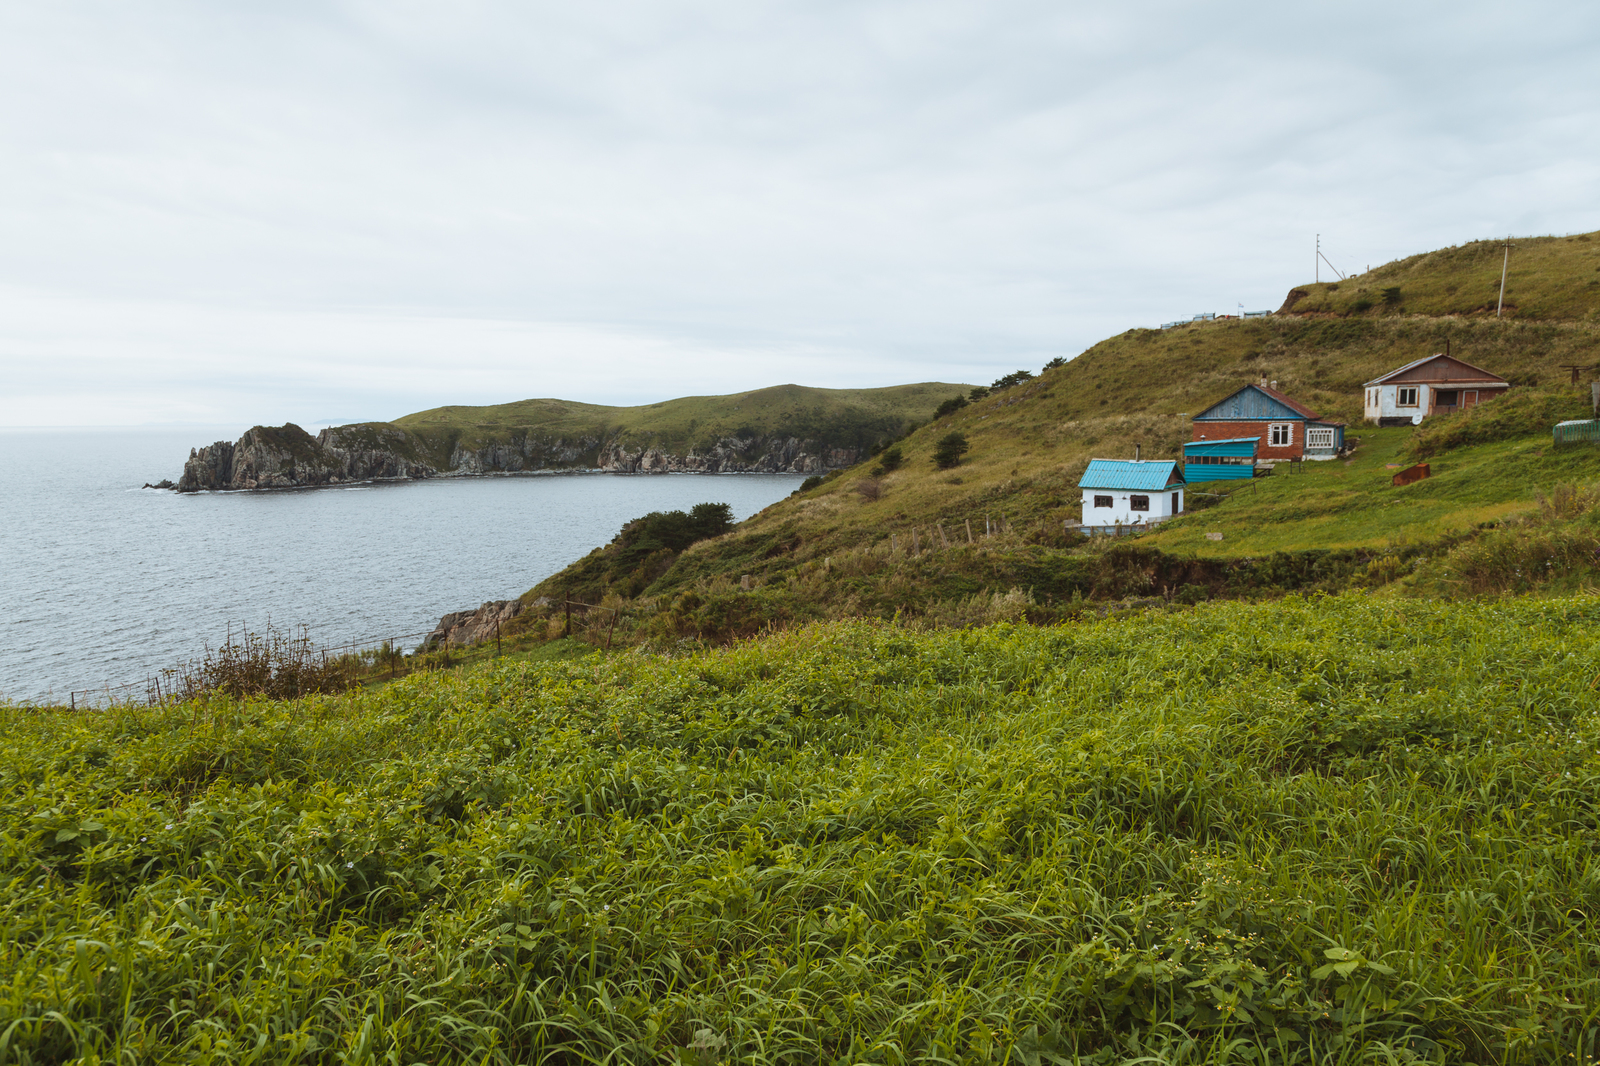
[0,427,806,704]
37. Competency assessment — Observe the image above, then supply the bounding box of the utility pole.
[1496,237,1511,317]
[1315,234,1319,283]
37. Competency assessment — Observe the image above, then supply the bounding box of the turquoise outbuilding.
[1183,437,1259,480]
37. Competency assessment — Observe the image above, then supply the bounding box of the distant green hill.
[394,382,971,457]
[1283,230,1600,321]
[174,382,973,490]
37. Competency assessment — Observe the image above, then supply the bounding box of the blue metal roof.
[1184,437,1260,456]
[1194,384,1320,422]
[1078,459,1184,491]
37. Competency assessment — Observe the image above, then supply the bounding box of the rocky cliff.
[173,421,860,491]
[424,599,526,648]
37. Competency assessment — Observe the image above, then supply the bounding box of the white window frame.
[1396,386,1420,407]
[1305,427,1335,449]
[1269,423,1294,446]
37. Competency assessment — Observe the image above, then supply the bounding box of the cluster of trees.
[612,503,734,570]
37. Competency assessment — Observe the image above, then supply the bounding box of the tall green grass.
[4,598,1600,1064]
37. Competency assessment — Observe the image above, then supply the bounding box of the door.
[1462,390,1478,409]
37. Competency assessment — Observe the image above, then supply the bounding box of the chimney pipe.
[1271,380,1278,390]
[1135,444,1141,460]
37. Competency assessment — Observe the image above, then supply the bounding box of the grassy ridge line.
[1285,230,1600,321]
[6,598,1600,1062]
[391,381,972,456]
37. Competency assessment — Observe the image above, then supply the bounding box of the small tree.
[878,445,904,472]
[990,369,1034,391]
[933,431,969,469]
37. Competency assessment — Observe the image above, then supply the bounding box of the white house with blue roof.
[1078,459,1185,531]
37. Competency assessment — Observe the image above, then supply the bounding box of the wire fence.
[55,627,441,711]
[51,600,650,711]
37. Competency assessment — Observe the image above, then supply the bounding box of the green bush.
[932,431,969,469]
[1410,387,1590,458]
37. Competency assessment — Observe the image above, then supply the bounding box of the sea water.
[0,427,807,703]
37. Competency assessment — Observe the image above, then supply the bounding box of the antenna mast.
[1315,234,1347,283]
[1496,237,1511,317]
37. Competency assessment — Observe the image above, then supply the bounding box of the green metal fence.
[1553,419,1600,445]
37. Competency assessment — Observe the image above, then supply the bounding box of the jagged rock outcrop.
[596,436,857,473]
[424,599,524,648]
[172,423,859,491]
[179,439,236,491]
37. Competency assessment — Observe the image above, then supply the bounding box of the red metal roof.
[1365,354,1509,387]
[1252,384,1321,420]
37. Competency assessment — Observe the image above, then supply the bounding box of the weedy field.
[5,597,1600,1064]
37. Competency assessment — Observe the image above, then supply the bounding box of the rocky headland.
[172,421,863,492]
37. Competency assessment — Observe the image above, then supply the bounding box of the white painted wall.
[1364,383,1428,425]
[1080,487,1184,527]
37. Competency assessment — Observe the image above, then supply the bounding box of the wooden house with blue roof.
[1192,381,1345,461]
[1078,459,1185,531]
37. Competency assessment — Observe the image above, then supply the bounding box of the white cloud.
[1,0,1596,425]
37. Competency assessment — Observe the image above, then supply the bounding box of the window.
[1306,427,1335,449]
[1269,423,1293,446]
[1130,495,1150,512]
[1397,386,1419,407]
[1093,494,1112,508]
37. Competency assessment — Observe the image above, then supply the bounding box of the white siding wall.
[1365,383,1428,425]
[1081,487,1184,528]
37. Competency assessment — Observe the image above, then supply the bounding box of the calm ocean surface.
[0,427,806,704]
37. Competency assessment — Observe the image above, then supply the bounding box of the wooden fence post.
[891,534,897,552]
[911,529,919,552]
[938,524,949,548]
[965,519,973,543]
[565,599,572,638]
[495,619,501,658]
[605,609,619,651]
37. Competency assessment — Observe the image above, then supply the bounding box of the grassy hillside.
[393,382,971,456]
[8,599,1600,1063]
[522,315,1597,616]
[1283,230,1600,321]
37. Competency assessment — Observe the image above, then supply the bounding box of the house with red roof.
[1191,381,1346,462]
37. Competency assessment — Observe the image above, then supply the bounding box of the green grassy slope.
[517,228,1600,626]
[531,322,1596,602]
[8,600,1600,1062]
[1284,230,1600,321]
[394,382,972,456]
[1149,421,1597,557]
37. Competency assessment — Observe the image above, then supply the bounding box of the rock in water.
[424,600,525,648]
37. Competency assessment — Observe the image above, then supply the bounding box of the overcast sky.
[1,1,1596,428]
